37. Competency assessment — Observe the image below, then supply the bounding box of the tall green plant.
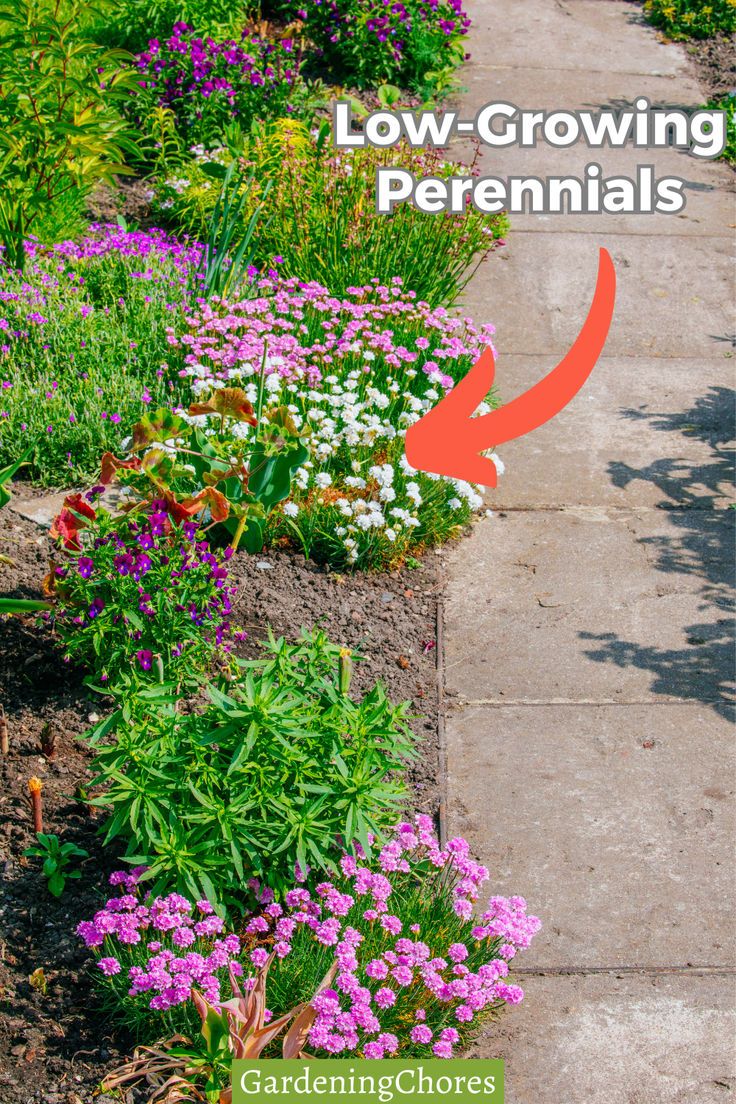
[85,630,417,911]
[196,161,271,300]
[0,0,137,270]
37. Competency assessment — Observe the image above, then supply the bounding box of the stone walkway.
[443,2,735,1101]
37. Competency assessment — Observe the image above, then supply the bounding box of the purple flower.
[136,649,153,670]
[77,556,94,579]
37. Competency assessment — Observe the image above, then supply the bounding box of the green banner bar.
[232,1059,504,1103]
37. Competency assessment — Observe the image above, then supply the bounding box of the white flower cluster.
[179,361,502,567]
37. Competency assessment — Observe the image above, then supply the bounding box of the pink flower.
[97,957,121,976]
[411,1025,433,1044]
[374,987,396,1009]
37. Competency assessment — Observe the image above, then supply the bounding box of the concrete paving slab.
[461,231,735,358]
[465,0,688,77]
[488,355,735,509]
[472,973,736,1103]
[443,510,734,705]
[458,62,706,112]
[446,703,736,967]
[446,131,736,236]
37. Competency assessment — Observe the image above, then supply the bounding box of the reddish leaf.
[100,452,142,485]
[189,388,257,426]
[130,409,188,453]
[141,448,175,489]
[50,494,97,551]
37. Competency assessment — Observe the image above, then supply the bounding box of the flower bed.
[168,275,498,568]
[77,817,539,1093]
[0,227,200,483]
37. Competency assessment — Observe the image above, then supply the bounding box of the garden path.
[442,2,736,1100]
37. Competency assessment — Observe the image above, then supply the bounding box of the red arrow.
[405,247,617,488]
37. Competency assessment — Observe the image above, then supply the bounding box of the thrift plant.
[48,499,242,688]
[78,817,540,1082]
[85,630,417,909]
[155,122,507,304]
[169,275,500,569]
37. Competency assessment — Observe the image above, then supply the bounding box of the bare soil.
[0,501,444,1103]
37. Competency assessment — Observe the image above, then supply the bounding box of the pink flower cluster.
[77,869,242,1010]
[169,275,496,392]
[79,819,540,1059]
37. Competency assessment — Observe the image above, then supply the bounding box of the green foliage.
[0,0,138,270]
[0,444,36,509]
[23,832,89,897]
[197,162,269,301]
[0,233,192,486]
[97,390,309,554]
[90,0,256,52]
[644,0,736,38]
[155,120,508,306]
[708,92,736,164]
[85,630,417,912]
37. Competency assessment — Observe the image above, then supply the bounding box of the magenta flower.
[136,649,153,670]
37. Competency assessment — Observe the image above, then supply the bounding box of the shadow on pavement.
[580,386,735,716]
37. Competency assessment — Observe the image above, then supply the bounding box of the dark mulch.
[684,33,736,100]
[0,502,444,1103]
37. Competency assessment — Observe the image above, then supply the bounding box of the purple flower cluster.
[135,25,306,140]
[52,500,242,684]
[280,0,470,88]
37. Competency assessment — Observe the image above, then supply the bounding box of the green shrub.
[644,0,735,38]
[86,630,417,911]
[90,0,254,53]
[0,0,137,271]
[272,0,471,99]
[154,120,507,305]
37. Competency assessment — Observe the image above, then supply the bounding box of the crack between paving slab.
[512,965,736,977]
[489,504,731,513]
[455,698,731,706]
[467,64,685,78]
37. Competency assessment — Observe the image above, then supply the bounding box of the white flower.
[283,502,299,517]
[315,472,332,488]
[490,452,505,476]
[448,498,462,510]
